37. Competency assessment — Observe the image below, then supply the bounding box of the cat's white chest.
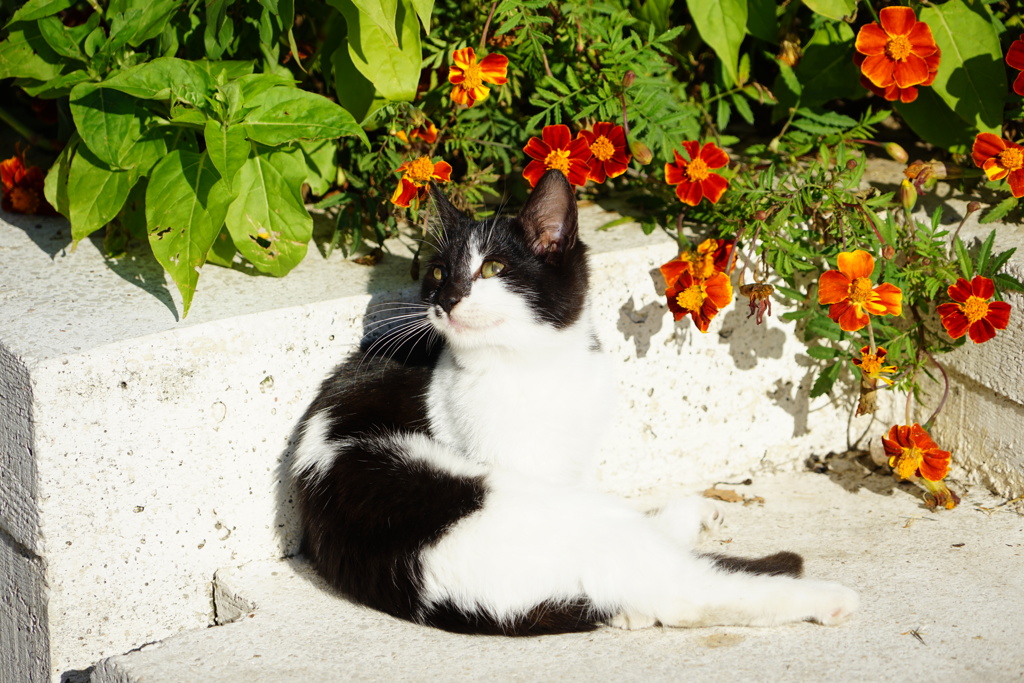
[427,342,615,483]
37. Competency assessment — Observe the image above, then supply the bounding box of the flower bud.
[629,140,653,165]
[882,244,896,260]
[885,142,909,164]
[900,179,917,213]
[846,159,858,171]
[622,70,636,88]
[754,210,768,222]
[967,201,981,215]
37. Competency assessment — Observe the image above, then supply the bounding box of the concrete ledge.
[2,163,1023,679]
[92,472,1024,682]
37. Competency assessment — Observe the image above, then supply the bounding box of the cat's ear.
[519,169,578,261]
[428,182,467,230]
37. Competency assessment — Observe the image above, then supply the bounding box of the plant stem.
[923,350,950,428]
[0,106,54,150]
[478,1,500,54]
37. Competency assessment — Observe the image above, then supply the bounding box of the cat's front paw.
[804,581,859,626]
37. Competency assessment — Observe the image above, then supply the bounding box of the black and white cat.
[291,170,858,635]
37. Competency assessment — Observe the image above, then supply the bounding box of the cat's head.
[421,170,589,350]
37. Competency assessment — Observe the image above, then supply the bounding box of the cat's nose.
[439,290,462,314]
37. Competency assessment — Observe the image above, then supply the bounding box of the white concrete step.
[91,472,1024,682]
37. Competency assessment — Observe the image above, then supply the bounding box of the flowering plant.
[3,0,1023,503]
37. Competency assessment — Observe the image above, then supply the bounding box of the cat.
[291,169,858,635]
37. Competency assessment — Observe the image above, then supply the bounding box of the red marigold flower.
[664,141,729,206]
[851,345,898,385]
[936,275,1012,344]
[972,133,1024,198]
[1,152,53,215]
[390,156,453,208]
[854,47,940,103]
[854,6,939,90]
[578,122,631,183]
[882,423,951,482]
[664,268,733,332]
[817,250,903,332]
[659,238,735,301]
[448,47,508,107]
[1006,34,1024,97]
[522,124,593,188]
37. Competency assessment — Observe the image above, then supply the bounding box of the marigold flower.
[739,283,773,325]
[972,133,1024,198]
[1006,34,1024,97]
[664,141,729,206]
[882,423,950,482]
[817,250,903,332]
[854,47,940,103]
[448,47,508,107]
[390,156,453,208]
[659,238,735,288]
[852,346,897,385]
[854,7,939,91]
[1,152,53,215]
[578,122,631,184]
[522,124,593,188]
[393,122,438,145]
[936,275,1012,344]
[664,268,733,332]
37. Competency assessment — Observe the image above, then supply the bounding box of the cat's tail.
[703,551,804,577]
[420,598,610,636]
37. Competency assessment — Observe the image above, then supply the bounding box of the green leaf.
[687,0,747,87]
[807,345,839,360]
[224,148,312,277]
[976,230,996,276]
[69,83,146,169]
[775,23,860,113]
[204,120,250,190]
[954,236,973,280]
[0,23,63,81]
[800,0,854,21]
[809,361,841,398]
[920,0,1005,134]
[980,196,1018,225]
[44,135,78,218]
[986,248,1016,278]
[205,227,239,267]
[125,0,180,47]
[894,87,975,154]
[329,0,422,102]
[100,57,213,107]
[296,139,338,196]
[347,0,400,45]
[746,0,776,43]
[6,0,73,24]
[409,0,433,33]
[242,86,369,146]
[67,147,135,243]
[36,15,84,59]
[146,150,233,317]
[995,273,1024,294]
[331,41,375,122]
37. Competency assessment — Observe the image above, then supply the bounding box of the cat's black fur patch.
[422,598,608,636]
[704,551,804,578]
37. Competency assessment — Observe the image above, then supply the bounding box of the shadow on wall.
[271,251,423,560]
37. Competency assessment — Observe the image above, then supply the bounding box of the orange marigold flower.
[851,345,898,385]
[664,141,729,206]
[393,122,439,145]
[1006,34,1024,97]
[448,47,508,107]
[854,47,940,103]
[659,238,735,296]
[578,122,631,184]
[665,268,733,332]
[936,275,1012,344]
[882,423,950,482]
[854,6,938,91]
[972,133,1024,198]
[1,152,53,215]
[390,156,453,208]
[817,250,903,332]
[522,124,593,188]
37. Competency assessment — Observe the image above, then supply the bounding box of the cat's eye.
[480,260,505,279]
[431,266,445,281]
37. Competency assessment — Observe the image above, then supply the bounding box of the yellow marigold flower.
[851,346,898,385]
[448,47,508,107]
